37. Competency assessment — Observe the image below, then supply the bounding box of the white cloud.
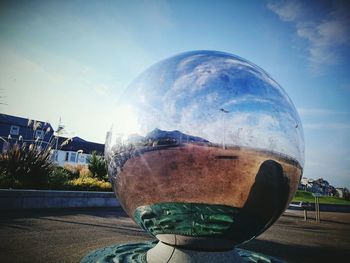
[267,0,350,71]
[205,92,218,103]
[176,54,206,72]
[267,0,302,21]
[130,52,305,164]
[224,96,273,107]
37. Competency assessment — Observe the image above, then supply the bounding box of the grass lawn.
[292,190,350,205]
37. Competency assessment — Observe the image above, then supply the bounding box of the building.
[0,113,53,151]
[0,113,104,167]
[298,177,308,190]
[52,136,104,166]
[313,178,332,196]
[336,188,345,198]
[298,176,337,196]
[335,188,349,199]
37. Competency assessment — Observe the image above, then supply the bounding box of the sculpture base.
[80,240,284,263]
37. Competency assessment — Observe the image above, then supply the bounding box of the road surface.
[0,208,349,262]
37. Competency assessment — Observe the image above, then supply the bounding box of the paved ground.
[0,207,349,263]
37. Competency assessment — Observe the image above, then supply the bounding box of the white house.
[335,188,346,198]
[52,149,91,166]
[51,136,104,167]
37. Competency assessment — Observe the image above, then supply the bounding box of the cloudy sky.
[122,51,305,166]
[1,0,349,188]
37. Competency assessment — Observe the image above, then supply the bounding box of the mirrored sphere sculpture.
[105,50,304,251]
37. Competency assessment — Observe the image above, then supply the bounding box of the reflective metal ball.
[105,50,304,250]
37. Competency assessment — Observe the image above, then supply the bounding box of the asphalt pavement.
[0,207,349,263]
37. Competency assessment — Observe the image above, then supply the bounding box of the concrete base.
[147,241,243,263]
[0,189,119,210]
[80,240,284,263]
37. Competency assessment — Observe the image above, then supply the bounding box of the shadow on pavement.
[38,217,143,233]
[283,212,350,226]
[240,238,350,263]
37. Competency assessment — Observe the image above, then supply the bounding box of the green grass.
[292,190,350,205]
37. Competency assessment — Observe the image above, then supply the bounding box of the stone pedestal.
[80,241,284,263]
[147,241,243,263]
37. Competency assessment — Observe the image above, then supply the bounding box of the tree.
[88,151,108,181]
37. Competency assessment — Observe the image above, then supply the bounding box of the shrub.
[67,166,112,191]
[0,140,112,191]
[0,143,54,189]
[48,166,70,190]
[79,167,93,178]
[88,151,108,181]
[68,175,112,191]
[0,169,11,189]
[63,164,80,179]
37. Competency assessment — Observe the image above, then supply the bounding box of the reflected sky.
[111,50,304,166]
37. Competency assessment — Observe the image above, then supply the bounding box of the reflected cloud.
[106,50,304,168]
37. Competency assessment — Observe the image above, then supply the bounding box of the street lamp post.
[220,108,229,149]
[313,193,321,223]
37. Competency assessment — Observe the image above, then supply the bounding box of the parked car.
[289,201,312,209]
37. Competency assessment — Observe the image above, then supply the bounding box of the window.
[70,152,77,162]
[77,153,85,163]
[52,150,58,162]
[65,152,69,161]
[10,125,20,136]
[35,130,44,139]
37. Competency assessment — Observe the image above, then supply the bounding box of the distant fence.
[289,203,350,213]
[0,189,120,210]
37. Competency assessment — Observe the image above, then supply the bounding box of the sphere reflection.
[105,50,304,249]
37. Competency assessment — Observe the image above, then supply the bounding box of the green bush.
[0,143,54,189]
[0,169,11,188]
[68,174,112,191]
[48,167,70,190]
[88,151,108,181]
[46,166,112,191]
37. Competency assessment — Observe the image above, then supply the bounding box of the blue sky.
[0,0,349,188]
